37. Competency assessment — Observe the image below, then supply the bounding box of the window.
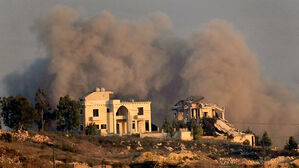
[101,124,107,129]
[204,112,208,118]
[80,109,83,115]
[138,107,144,115]
[132,123,135,129]
[107,108,110,113]
[96,124,99,129]
[80,125,83,131]
[93,109,99,117]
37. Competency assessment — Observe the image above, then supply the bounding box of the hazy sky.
[1,0,299,96]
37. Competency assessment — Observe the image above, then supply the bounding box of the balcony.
[89,117,100,121]
[116,115,127,120]
[134,115,145,120]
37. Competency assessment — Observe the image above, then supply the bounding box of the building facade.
[80,88,152,135]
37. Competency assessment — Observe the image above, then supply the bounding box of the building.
[80,88,152,136]
[172,96,255,146]
[172,96,225,123]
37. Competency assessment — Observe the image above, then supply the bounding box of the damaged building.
[172,96,255,146]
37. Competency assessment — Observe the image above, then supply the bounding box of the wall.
[232,134,255,146]
[140,132,167,139]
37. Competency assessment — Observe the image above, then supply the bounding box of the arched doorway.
[116,106,129,135]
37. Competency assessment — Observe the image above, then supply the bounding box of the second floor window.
[93,109,99,117]
[138,107,144,115]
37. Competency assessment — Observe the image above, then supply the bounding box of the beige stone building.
[80,88,152,135]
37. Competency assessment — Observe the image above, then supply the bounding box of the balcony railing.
[116,115,127,120]
[134,115,145,120]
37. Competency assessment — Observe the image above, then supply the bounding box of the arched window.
[116,106,128,116]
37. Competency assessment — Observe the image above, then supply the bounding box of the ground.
[0,131,298,168]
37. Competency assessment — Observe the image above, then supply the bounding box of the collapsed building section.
[172,96,255,146]
[173,96,225,122]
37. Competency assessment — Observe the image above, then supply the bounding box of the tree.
[190,119,203,140]
[85,123,99,135]
[260,131,272,148]
[284,136,298,151]
[162,118,174,137]
[56,95,81,132]
[0,97,2,129]
[0,95,38,130]
[35,88,52,131]
[255,135,261,146]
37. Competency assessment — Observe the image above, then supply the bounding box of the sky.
[1,0,299,142]
[1,0,299,97]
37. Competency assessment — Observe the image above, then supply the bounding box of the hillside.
[0,130,298,168]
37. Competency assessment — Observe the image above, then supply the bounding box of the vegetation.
[56,95,81,132]
[85,123,99,135]
[190,119,203,140]
[242,139,250,146]
[284,136,298,151]
[260,131,272,148]
[34,88,54,131]
[0,95,38,130]
[0,133,12,142]
[162,118,174,137]
[244,128,261,146]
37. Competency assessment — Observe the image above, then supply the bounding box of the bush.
[243,140,250,146]
[162,119,174,137]
[85,123,99,135]
[284,136,298,151]
[61,143,76,153]
[190,119,203,140]
[19,156,27,163]
[0,133,12,142]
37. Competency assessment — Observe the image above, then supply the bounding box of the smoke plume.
[4,6,299,146]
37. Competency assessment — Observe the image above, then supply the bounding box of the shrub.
[85,123,99,135]
[0,133,12,142]
[243,140,250,146]
[284,136,298,151]
[61,143,76,153]
[19,156,27,163]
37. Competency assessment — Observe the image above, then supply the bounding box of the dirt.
[0,131,298,168]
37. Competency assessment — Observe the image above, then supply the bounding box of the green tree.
[260,131,272,148]
[35,88,53,131]
[190,119,203,140]
[284,136,298,151]
[0,95,38,130]
[162,118,174,137]
[56,95,81,132]
[85,123,99,135]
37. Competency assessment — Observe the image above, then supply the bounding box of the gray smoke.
[4,6,299,146]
